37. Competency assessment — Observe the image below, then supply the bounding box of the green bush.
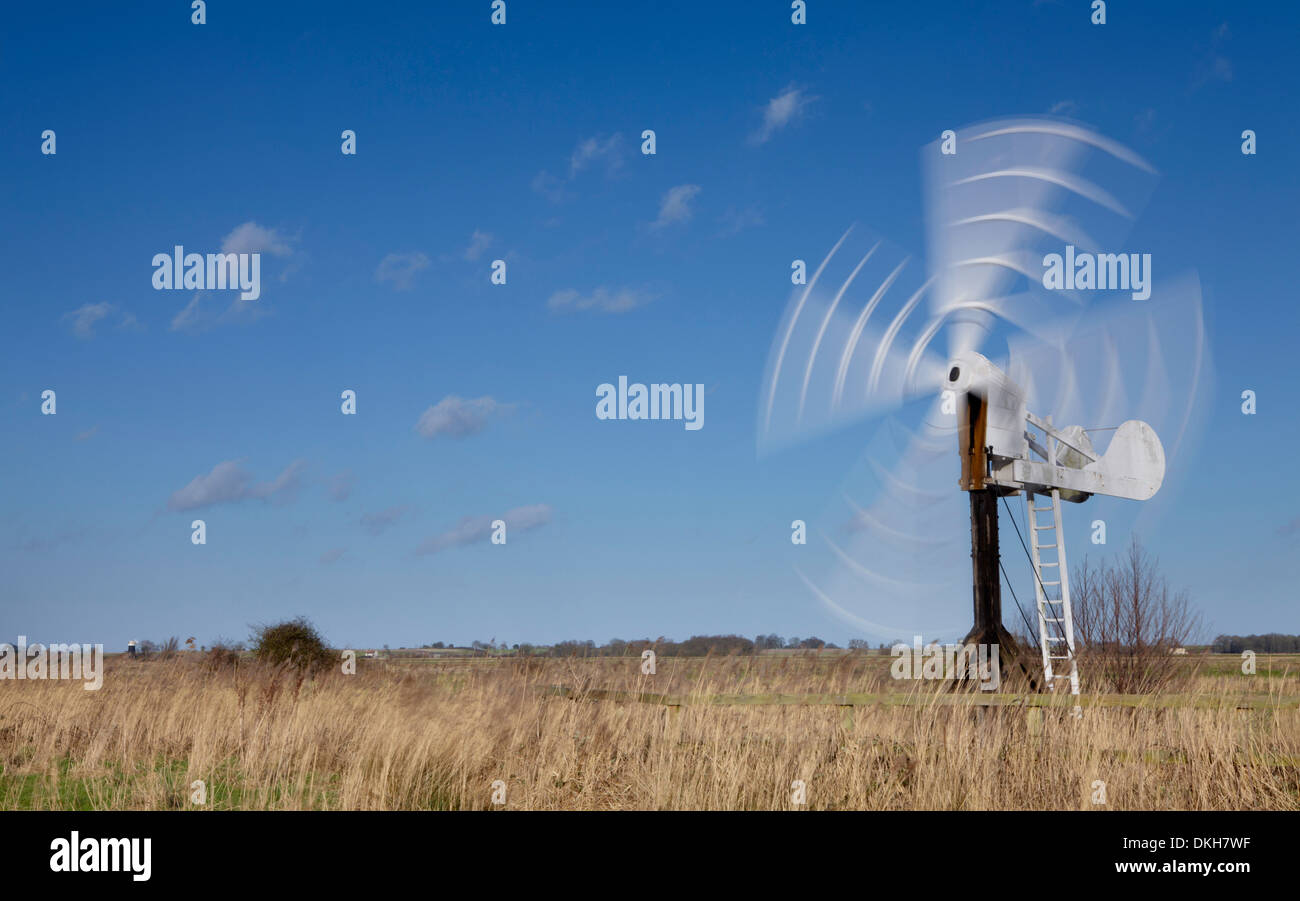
[249,617,333,673]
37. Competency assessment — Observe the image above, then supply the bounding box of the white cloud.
[167,461,252,511]
[414,395,510,439]
[415,504,552,556]
[749,86,814,145]
[221,222,294,256]
[375,252,431,290]
[166,459,306,512]
[220,222,300,285]
[546,286,653,315]
[463,230,494,261]
[651,184,701,229]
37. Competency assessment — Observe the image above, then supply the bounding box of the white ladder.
[1026,487,1081,706]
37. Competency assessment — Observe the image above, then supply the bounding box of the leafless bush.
[205,638,245,671]
[1071,536,1203,693]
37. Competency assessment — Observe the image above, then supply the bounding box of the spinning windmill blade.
[759,117,1212,693]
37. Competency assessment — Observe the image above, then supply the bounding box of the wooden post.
[966,489,1002,645]
[838,704,854,731]
[962,489,1034,689]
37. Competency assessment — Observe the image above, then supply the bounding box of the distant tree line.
[532,635,848,657]
[407,635,916,656]
[1211,634,1300,654]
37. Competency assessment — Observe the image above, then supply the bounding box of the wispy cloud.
[1048,99,1079,117]
[569,133,624,177]
[361,505,410,536]
[1193,23,1233,88]
[62,302,138,339]
[63,302,112,338]
[415,504,552,556]
[169,290,270,334]
[169,293,208,333]
[463,230,494,261]
[533,133,625,204]
[531,170,569,204]
[547,286,654,314]
[651,184,701,229]
[320,547,347,565]
[716,205,765,237]
[1134,107,1160,141]
[414,395,510,439]
[749,85,814,145]
[166,459,307,512]
[17,526,93,553]
[75,425,99,442]
[327,470,354,502]
[375,252,431,290]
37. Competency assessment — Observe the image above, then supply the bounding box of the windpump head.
[945,351,1027,491]
[944,351,1166,501]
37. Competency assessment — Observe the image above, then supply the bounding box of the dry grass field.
[2,652,1297,810]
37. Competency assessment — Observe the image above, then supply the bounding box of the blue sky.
[2,1,1297,651]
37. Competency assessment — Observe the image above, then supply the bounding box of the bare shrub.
[1071,536,1203,693]
[206,638,245,671]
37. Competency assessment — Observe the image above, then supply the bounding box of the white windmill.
[759,117,1209,698]
[942,349,1165,696]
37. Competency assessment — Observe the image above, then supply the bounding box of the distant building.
[127,640,137,657]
